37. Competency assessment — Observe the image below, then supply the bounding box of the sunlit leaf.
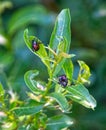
[66,84,97,109]
[0,83,5,101]
[53,58,66,76]
[77,60,91,84]
[0,83,4,95]
[46,114,73,130]
[24,29,50,69]
[50,92,70,112]
[63,58,74,81]
[55,84,65,93]
[49,9,71,54]
[1,122,17,130]
[49,9,71,76]
[24,70,45,94]
[12,105,43,116]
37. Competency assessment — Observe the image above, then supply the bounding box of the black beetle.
[32,40,39,51]
[58,75,68,87]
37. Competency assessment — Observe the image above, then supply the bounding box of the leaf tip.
[24,28,28,35]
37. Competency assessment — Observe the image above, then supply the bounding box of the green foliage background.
[0,0,106,130]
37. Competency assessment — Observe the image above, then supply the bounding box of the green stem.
[43,47,63,96]
[43,61,58,96]
[43,73,52,96]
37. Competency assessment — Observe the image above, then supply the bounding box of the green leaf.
[24,70,45,94]
[24,29,50,69]
[53,58,66,76]
[49,9,71,76]
[12,105,43,116]
[63,58,74,81]
[77,60,91,84]
[53,52,72,76]
[66,84,97,109]
[8,5,55,35]
[50,92,70,112]
[46,114,73,130]
[1,122,17,130]
[49,8,71,54]
[0,71,8,90]
[0,83,5,101]
[55,84,65,93]
[0,83,4,95]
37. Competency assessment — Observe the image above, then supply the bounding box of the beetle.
[32,40,39,51]
[58,74,75,87]
[58,74,68,87]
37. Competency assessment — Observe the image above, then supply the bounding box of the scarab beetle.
[32,40,39,51]
[58,74,68,87]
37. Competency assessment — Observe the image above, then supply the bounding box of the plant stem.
[43,73,52,96]
[43,60,57,96]
[43,47,63,96]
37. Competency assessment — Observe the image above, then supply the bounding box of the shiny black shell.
[32,40,39,51]
[58,75,68,87]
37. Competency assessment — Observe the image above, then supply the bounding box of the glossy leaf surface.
[49,9,71,53]
[77,60,91,84]
[24,70,45,94]
[12,105,43,116]
[66,84,97,109]
[46,114,73,130]
[63,58,74,81]
[50,92,69,112]
[24,29,50,69]
[0,83,4,101]
[49,9,71,76]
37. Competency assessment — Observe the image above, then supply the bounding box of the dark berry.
[32,40,39,51]
[58,75,68,87]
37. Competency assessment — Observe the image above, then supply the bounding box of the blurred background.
[0,0,106,130]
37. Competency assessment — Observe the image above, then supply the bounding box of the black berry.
[32,40,39,51]
[58,75,68,87]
